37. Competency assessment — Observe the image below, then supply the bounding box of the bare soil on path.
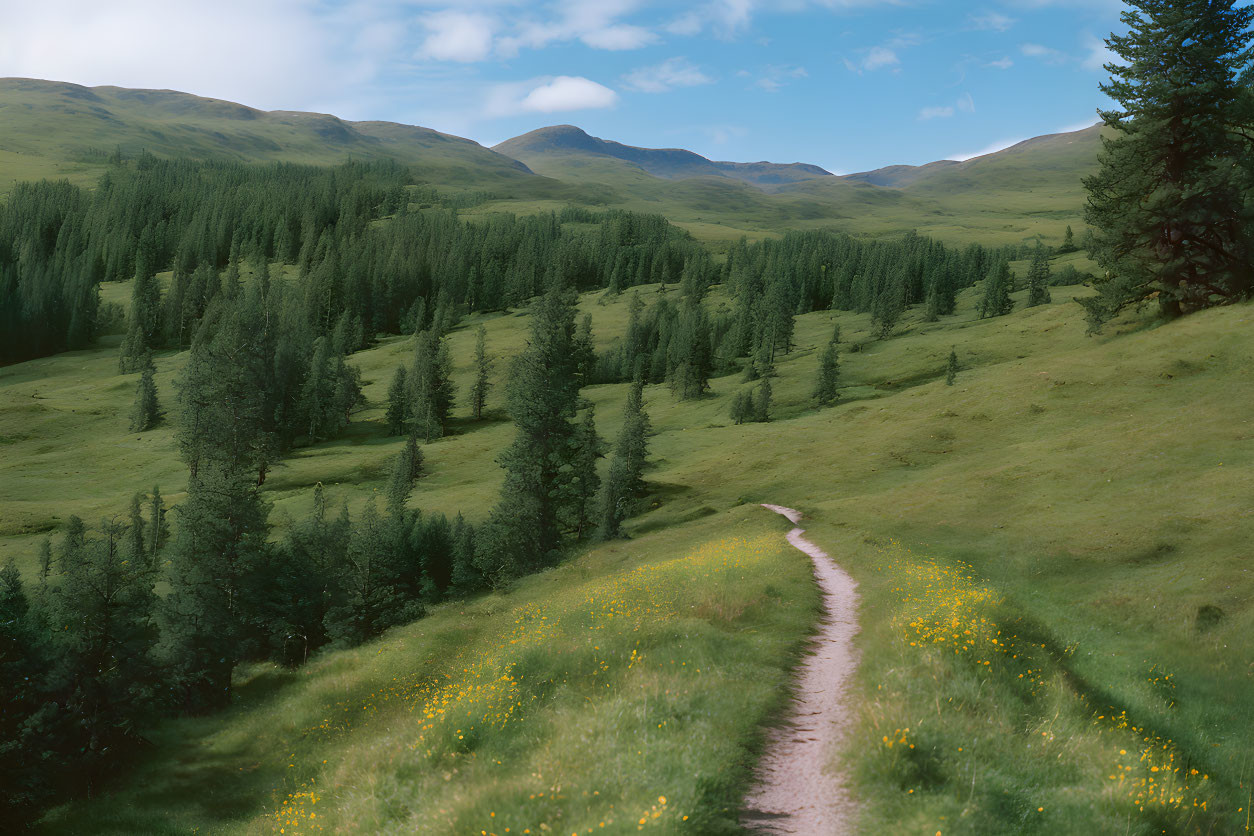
[742,504,860,835]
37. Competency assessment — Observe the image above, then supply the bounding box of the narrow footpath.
[742,504,861,835]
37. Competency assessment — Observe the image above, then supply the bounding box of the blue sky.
[2,0,1126,173]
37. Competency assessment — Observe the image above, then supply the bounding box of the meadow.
[4,245,1252,832]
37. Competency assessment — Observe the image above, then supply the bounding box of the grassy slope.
[1,78,1096,248]
[5,254,1251,832]
[0,78,534,193]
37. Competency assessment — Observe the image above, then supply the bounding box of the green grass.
[39,508,816,834]
[5,251,1253,832]
[1,78,1098,249]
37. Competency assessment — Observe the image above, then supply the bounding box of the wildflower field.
[41,506,818,834]
[830,532,1249,835]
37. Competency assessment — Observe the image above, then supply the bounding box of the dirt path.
[742,504,860,835]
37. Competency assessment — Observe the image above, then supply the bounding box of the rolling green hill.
[0,78,1102,247]
[492,124,833,187]
[0,77,533,191]
[5,263,1250,832]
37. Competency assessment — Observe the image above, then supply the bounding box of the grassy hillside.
[492,124,832,186]
[0,78,533,192]
[6,245,1251,832]
[1,78,1097,248]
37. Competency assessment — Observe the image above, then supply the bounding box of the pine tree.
[160,464,270,712]
[146,486,166,561]
[754,372,773,423]
[408,330,455,442]
[978,260,1015,319]
[1026,249,1053,307]
[946,349,959,386]
[573,314,596,385]
[384,365,409,436]
[813,342,840,406]
[0,558,45,824]
[1058,225,1078,254]
[469,325,492,420]
[45,517,157,783]
[872,268,906,339]
[1082,0,1254,328]
[729,389,755,425]
[129,355,161,432]
[598,377,651,539]
[386,434,424,515]
[125,492,147,568]
[478,280,583,578]
[566,407,605,541]
[118,252,163,373]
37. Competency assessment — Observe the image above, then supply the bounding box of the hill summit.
[493,124,833,188]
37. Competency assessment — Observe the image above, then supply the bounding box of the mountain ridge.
[492,124,833,188]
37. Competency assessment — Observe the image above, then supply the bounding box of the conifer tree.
[0,558,45,824]
[408,330,455,442]
[872,268,906,338]
[729,389,755,425]
[384,365,408,436]
[119,253,162,373]
[1083,0,1254,328]
[469,325,492,420]
[387,434,424,515]
[978,260,1015,319]
[448,513,484,596]
[478,280,584,578]
[129,355,161,432]
[1026,249,1053,307]
[125,492,146,568]
[946,349,959,386]
[813,342,840,406]
[754,372,773,423]
[598,377,651,539]
[45,517,157,781]
[573,314,596,385]
[567,407,605,541]
[1058,225,1078,254]
[148,486,166,564]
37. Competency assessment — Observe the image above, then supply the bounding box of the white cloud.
[417,11,495,63]
[486,76,619,117]
[1020,42,1069,64]
[1082,33,1117,71]
[0,0,382,113]
[845,45,899,74]
[987,56,1014,69]
[581,24,657,50]
[752,64,808,92]
[947,136,1028,161]
[919,92,974,121]
[968,11,1014,31]
[623,58,714,93]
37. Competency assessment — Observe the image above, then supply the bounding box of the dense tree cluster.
[1083,0,1254,328]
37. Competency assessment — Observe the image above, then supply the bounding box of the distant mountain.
[842,125,1103,190]
[493,125,832,188]
[0,77,532,189]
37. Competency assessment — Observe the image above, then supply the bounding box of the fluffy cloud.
[1020,42,1069,64]
[487,76,619,116]
[987,56,1014,70]
[0,0,380,112]
[1082,33,1117,71]
[844,46,899,74]
[417,11,495,63]
[968,11,1015,31]
[622,58,714,93]
[919,92,975,121]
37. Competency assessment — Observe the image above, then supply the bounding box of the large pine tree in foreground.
[1083,0,1254,329]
